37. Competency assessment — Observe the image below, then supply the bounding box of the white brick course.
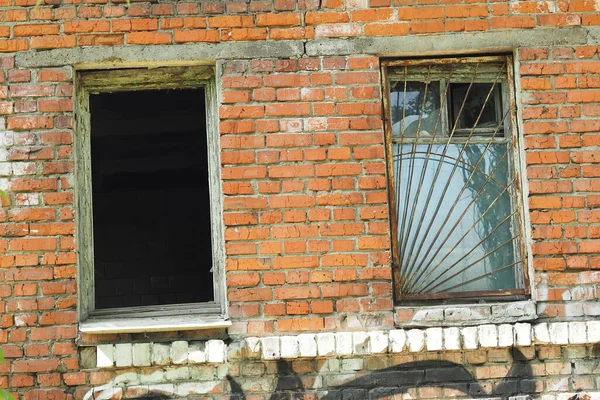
[515,323,532,346]
[316,333,335,356]
[260,337,280,360]
[462,327,478,350]
[369,331,388,354]
[97,344,114,368]
[188,342,206,364]
[352,332,370,355]
[425,327,443,351]
[170,341,188,365]
[498,324,514,347]
[533,322,550,343]
[443,327,461,350]
[280,336,299,359]
[297,334,317,357]
[94,321,600,368]
[569,321,587,344]
[478,324,498,348]
[549,322,569,345]
[389,329,406,353]
[334,332,353,356]
[115,343,133,367]
[133,343,151,367]
[206,340,226,363]
[406,329,424,352]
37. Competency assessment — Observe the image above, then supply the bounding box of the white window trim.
[74,66,229,333]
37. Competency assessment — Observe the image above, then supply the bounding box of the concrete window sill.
[80,314,231,334]
[394,300,537,328]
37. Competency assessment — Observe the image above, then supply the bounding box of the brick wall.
[0,0,599,398]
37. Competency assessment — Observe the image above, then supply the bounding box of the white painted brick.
[587,321,600,343]
[176,381,220,395]
[227,341,244,361]
[115,343,133,367]
[389,329,406,353]
[425,327,443,351]
[316,333,335,356]
[533,323,550,344]
[140,370,165,384]
[461,327,478,350]
[190,365,216,381]
[206,340,226,363]
[12,162,35,176]
[245,337,261,359]
[132,343,151,367]
[0,131,14,146]
[549,322,569,345]
[261,337,280,360]
[151,343,171,366]
[335,332,353,356]
[569,321,587,344]
[15,193,39,206]
[406,329,424,352]
[165,366,190,381]
[171,341,189,365]
[114,372,140,385]
[313,376,323,389]
[280,336,299,359]
[188,342,206,364]
[352,331,370,355]
[369,331,388,354]
[478,324,498,348]
[216,364,229,379]
[297,334,317,358]
[341,358,363,372]
[147,384,175,395]
[498,324,514,347]
[443,327,460,351]
[0,163,11,176]
[90,387,122,399]
[97,344,114,368]
[515,323,532,346]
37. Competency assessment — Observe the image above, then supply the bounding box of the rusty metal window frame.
[381,55,530,303]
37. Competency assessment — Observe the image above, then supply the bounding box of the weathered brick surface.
[0,0,599,398]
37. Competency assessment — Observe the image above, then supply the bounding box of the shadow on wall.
[114,348,533,399]
[228,348,533,400]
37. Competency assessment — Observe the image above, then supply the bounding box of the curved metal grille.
[385,57,526,300]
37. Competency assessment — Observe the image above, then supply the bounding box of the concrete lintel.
[15,26,592,68]
[306,27,589,57]
[16,40,305,69]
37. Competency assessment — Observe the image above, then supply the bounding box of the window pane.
[390,81,442,138]
[393,143,519,295]
[450,83,503,134]
[90,89,214,309]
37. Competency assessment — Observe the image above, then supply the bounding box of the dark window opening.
[90,89,214,310]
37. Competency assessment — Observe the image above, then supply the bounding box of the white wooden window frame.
[74,66,229,333]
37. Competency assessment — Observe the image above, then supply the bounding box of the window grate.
[383,56,527,301]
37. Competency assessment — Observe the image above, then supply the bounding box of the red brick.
[31,36,76,50]
[127,32,172,45]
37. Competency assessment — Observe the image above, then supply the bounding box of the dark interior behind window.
[90,89,214,309]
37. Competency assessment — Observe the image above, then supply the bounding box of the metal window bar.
[382,56,527,301]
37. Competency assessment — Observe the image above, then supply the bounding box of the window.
[75,67,228,332]
[382,56,528,302]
